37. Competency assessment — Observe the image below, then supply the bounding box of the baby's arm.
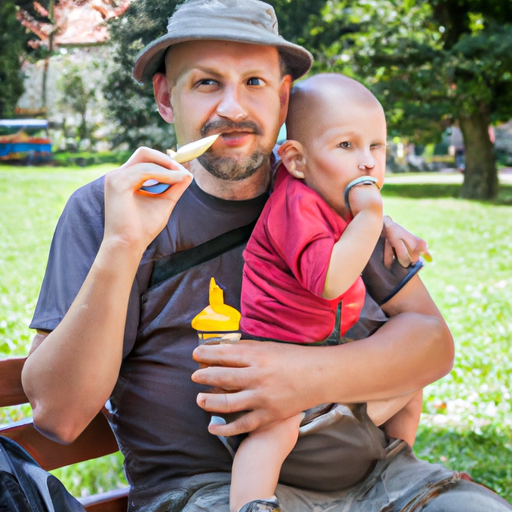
[323,184,383,299]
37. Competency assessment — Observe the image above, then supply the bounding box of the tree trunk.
[42,56,50,113]
[458,106,498,200]
[42,0,55,114]
[79,102,88,141]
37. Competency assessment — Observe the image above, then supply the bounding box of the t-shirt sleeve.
[265,187,342,297]
[361,236,423,306]
[30,178,106,332]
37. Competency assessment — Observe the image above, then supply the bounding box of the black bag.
[0,436,85,512]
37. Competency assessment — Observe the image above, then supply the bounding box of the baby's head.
[279,73,386,216]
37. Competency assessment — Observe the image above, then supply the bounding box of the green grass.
[1,166,512,501]
[382,176,512,501]
[0,165,110,358]
[0,164,129,497]
[414,425,512,500]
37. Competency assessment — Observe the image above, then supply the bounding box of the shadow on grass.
[382,183,461,199]
[382,182,512,205]
[415,424,512,503]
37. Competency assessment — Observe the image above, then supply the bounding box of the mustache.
[201,119,263,137]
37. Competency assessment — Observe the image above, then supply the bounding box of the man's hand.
[104,147,193,253]
[192,298,452,437]
[382,215,432,269]
[192,341,318,437]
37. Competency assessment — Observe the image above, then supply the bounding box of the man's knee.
[422,480,512,512]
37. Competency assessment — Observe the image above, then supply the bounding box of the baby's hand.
[347,182,383,217]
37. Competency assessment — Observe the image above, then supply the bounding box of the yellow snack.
[167,134,219,163]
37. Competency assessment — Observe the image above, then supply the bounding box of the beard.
[198,149,269,181]
[198,120,272,181]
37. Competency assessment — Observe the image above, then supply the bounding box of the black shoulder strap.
[148,220,257,288]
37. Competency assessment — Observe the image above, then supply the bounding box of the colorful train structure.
[0,119,52,164]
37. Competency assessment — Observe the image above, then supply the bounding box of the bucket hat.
[133,0,313,83]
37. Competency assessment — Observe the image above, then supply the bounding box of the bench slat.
[0,412,120,471]
[0,357,28,406]
[79,488,129,512]
[0,357,128,511]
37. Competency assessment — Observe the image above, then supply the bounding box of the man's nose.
[216,87,248,121]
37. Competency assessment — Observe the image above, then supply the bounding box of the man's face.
[161,40,291,181]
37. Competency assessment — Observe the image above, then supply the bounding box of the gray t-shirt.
[30,175,421,504]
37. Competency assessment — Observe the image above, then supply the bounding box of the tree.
[58,63,92,141]
[315,0,512,200]
[1,0,60,119]
[102,0,181,151]
[0,2,30,118]
[14,0,55,112]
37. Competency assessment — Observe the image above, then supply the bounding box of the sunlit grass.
[0,165,109,356]
[1,165,511,501]
[382,185,512,432]
[381,179,512,501]
[0,164,129,496]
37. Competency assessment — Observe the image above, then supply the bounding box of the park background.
[1,0,512,504]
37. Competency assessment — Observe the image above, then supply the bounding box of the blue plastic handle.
[140,182,171,194]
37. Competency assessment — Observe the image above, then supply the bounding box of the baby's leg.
[383,389,423,446]
[366,389,423,446]
[230,412,304,512]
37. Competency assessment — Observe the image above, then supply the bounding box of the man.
[21,0,511,511]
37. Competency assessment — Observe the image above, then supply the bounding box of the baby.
[231,73,423,512]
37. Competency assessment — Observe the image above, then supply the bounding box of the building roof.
[17,0,130,48]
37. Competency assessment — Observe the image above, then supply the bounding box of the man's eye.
[338,141,351,149]
[196,79,218,87]
[247,77,263,86]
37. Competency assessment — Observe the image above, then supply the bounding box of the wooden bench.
[0,357,129,511]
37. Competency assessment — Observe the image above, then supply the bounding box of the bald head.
[286,73,384,143]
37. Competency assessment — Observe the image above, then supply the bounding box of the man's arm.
[192,274,453,437]
[22,148,192,444]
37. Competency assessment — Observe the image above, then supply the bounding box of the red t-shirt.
[241,165,366,343]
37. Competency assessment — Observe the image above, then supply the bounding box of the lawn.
[383,175,512,500]
[1,165,511,501]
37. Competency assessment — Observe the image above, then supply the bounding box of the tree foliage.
[1,0,61,118]
[310,0,512,199]
[103,0,182,150]
[13,0,54,64]
[0,2,30,118]
[58,62,95,141]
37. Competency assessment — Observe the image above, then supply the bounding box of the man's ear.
[153,73,174,123]
[278,140,306,179]
[277,75,292,127]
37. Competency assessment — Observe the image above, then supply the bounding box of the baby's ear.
[278,140,306,179]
